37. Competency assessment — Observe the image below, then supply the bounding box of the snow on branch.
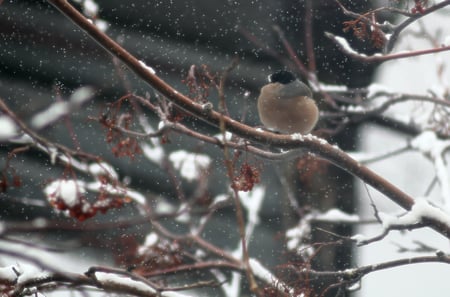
[410,131,450,208]
[0,261,193,297]
[42,1,450,243]
[248,258,296,296]
[354,198,450,246]
[0,116,19,141]
[31,86,95,130]
[382,198,450,228]
[286,209,362,258]
[326,31,450,63]
[169,150,211,182]
[330,0,450,61]
[2,1,450,296]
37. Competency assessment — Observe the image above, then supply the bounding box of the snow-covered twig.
[326,31,450,63]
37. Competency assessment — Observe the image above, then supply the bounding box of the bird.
[257,70,319,134]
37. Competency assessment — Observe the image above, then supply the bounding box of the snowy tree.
[1,1,450,296]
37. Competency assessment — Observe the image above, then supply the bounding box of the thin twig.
[326,31,450,63]
[304,0,316,73]
[386,0,450,52]
[46,0,450,240]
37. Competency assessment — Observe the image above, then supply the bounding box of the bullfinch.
[257,70,319,134]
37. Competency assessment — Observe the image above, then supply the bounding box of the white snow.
[141,142,165,165]
[69,86,94,105]
[344,105,366,113]
[94,272,157,294]
[327,8,450,297]
[0,116,18,140]
[138,60,156,75]
[168,150,211,181]
[410,131,450,207]
[290,133,304,140]
[381,198,450,230]
[303,133,329,145]
[85,181,147,205]
[0,240,112,297]
[88,162,119,180]
[162,291,193,297]
[155,199,176,214]
[366,83,391,98]
[201,102,213,111]
[211,193,229,206]
[136,114,166,166]
[351,234,369,245]
[43,179,86,207]
[31,102,68,129]
[214,131,233,142]
[31,87,93,129]
[221,187,267,297]
[410,130,438,154]
[248,258,296,295]
[315,208,360,222]
[47,146,59,165]
[334,35,367,56]
[346,278,362,291]
[219,271,242,297]
[138,232,159,255]
[83,0,99,17]
[285,213,313,251]
[17,267,50,285]
[157,120,166,130]
[95,19,109,32]
[143,232,159,247]
[317,83,348,92]
[32,217,48,228]
[444,35,450,46]
[122,189,147,205]
[355,123,450,297]
[239,186,265,226]
[175,202,191,223]
[0,265,18,283]
[8,133,33,144]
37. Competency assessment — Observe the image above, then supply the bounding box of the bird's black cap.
[269,70,296,84]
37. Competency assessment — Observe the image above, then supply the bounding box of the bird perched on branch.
[257,70,318,134]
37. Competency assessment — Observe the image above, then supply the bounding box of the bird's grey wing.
[279,80,312,98]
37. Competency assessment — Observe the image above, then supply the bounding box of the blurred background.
[3,1,448,296]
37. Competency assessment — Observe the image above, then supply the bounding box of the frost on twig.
[355,198,450,246]
[326,31,450,63]
[286,208,361,258]
[410,131,450,208]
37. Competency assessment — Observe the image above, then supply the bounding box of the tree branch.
[325,31,450,63]
[386,0,450,52]
[45,0,450,240]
